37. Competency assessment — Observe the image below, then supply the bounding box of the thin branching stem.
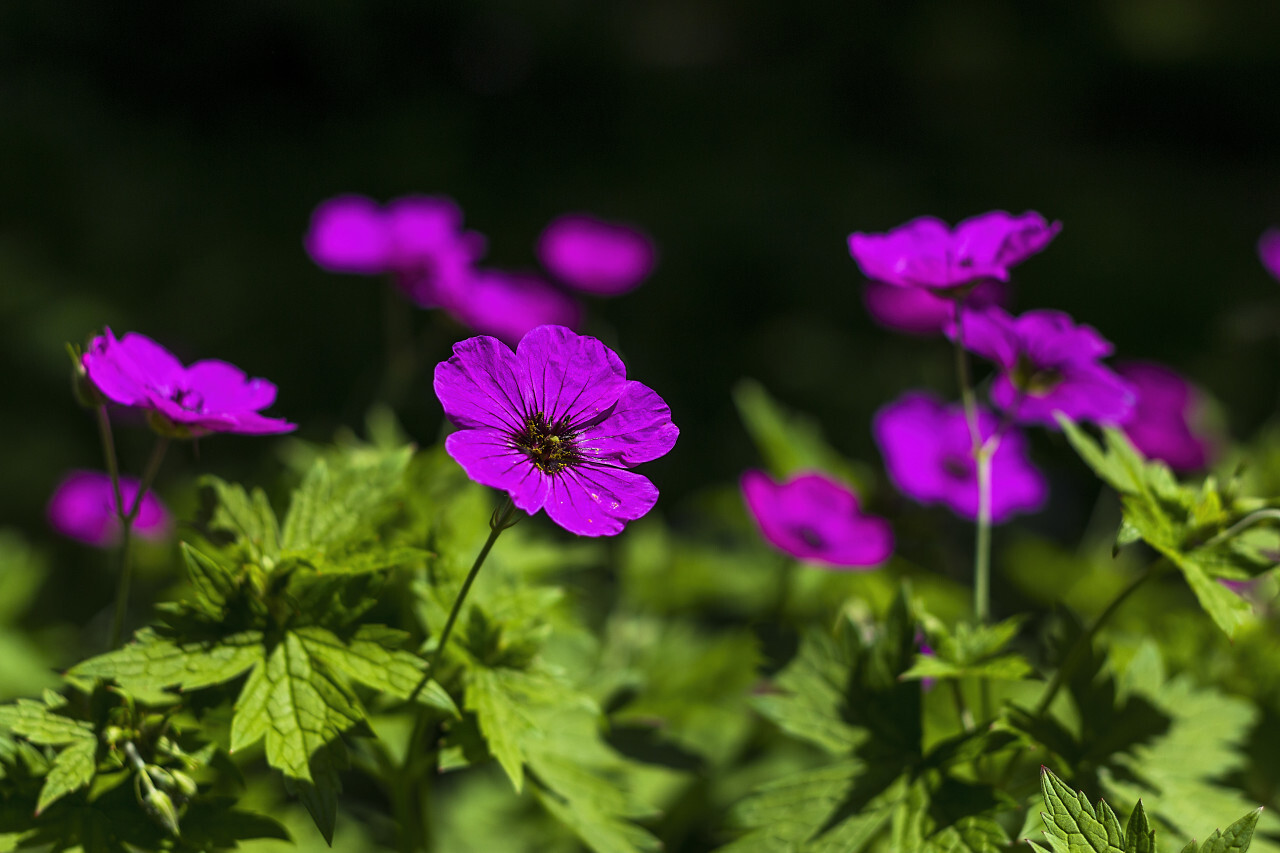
[108,435,171,649]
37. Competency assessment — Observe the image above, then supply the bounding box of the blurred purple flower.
[1259,228,1280,282]
[537,213,656,295]
[82,329,296,437]
[873,392,1047,523]
[434,325,678,536]
[443,269,582,346]
[47,471,171,548]
[305,194,486,307]
[863,278,1011,336]
[948,306,1135,428]
[1116,361,1215,472]
[848,210,1061,292]
[740,470,893,569]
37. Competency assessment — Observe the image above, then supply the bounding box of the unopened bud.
[143,788,181,836]
[67,343,106,408]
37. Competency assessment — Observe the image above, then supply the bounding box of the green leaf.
[294,624,458,716]
[281,446,412,553]
[899,652,1032,682]
[0,699,99,814]
[180,542,240,619]
[37,736,96,815]
[1180,809,1261,853]
[199,476,280,561]
[1126,801,1156,853]
[1038,767,1126,853]
[1168,552,1252,639]
[69,629,264,701]
[230,631,363,782]
[751,629,865,754]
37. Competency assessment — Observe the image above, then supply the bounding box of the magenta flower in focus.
[82,329,296,437]
[873,392,1047,522]
[863,279,1011,336]
[537,213,656,296]
[848,210,1061,292]
[434,325,678,536]
[305,194,486,307]
[443,270,582,346]
[740,470,892,569]
[1115,361,1215,472]
[948,306,1135,428]
[1259,228,1280,282]
[47,471,171,548]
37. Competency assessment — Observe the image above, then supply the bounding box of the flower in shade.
[873,392,1047,522]
[947,306,1135,428]
[863,279,1011,336]
[1259,228,1280,282]
[434,325,678,536]
[848,210,1061,292]
[82,329,296,437]
[442,269,582,346]
[740,470,892,569]
[536,213,656,296]
[1116,361,1215,472]
[304,194,486,307]
[47,471,171,547]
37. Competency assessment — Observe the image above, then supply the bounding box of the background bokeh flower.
[1116,361,1216,472]
[863,278,1010,336]
[47,470,171,548]
[873,391,1047,523]
[740,469,892,568]
[537,213,656,296]
[441,269,581,346]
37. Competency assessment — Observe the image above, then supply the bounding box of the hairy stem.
[951,303,993,623]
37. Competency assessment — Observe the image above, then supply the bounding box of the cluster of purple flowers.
[306,194,655,345]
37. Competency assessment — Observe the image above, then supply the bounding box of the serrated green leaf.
[1167,552,1252,639]
[720,759,875,852]
[199,475,280,560]
[751,629,865,754]
[1190,809,1260,853]
[294,624,458,716]
[465,668,540,792]
[282,739,346,845]
[37,736,97,814]
[230,631,363,782]
[69,629,264,700]
[1039,767,1126,853]
[1125,801,1157,853]
[281,446,412,553]
[0,699,95,747]
[180,541,239,618]
[900,652,1032,682]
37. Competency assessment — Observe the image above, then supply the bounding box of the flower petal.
[543,463,657,537]
[83,329,184,406]
[183,360,279,413]
[536,213,656,295]
[445,430,550,513]
[434,335,528,431]
[949,306,1021,370]
[577,380,678,466]
[516,325,627,427]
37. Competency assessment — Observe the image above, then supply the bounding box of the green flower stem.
[398,495,518,853]
[96,405,125,524]
[951,680,975,732]
[107,435,171,650]
[1032,557,1165,717]
[951,304,993,623]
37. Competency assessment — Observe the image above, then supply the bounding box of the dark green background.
[5,0,1280,540]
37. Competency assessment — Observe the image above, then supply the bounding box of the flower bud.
[143,787,181,836]
[66,343,106,408]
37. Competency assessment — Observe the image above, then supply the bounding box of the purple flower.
[304,194,486,307]
[740,470,892,569]
[863,278,1011,336]
[82,329,296,437]
[1115,361,1215,472]
[1259,228,1280,282]
[434,325,678,536]
[848,210,1061,292]
[947,306,1135,428]
[536,213,656,295]
[442,269,582,346]
[873,392,1047,523]
[47,471,171,548]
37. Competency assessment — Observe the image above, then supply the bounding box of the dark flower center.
[159,386,204,413]
[941,453,974,481]
[513,412,582,475]
[1011,354,1063,396]
[794,525,826,550]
